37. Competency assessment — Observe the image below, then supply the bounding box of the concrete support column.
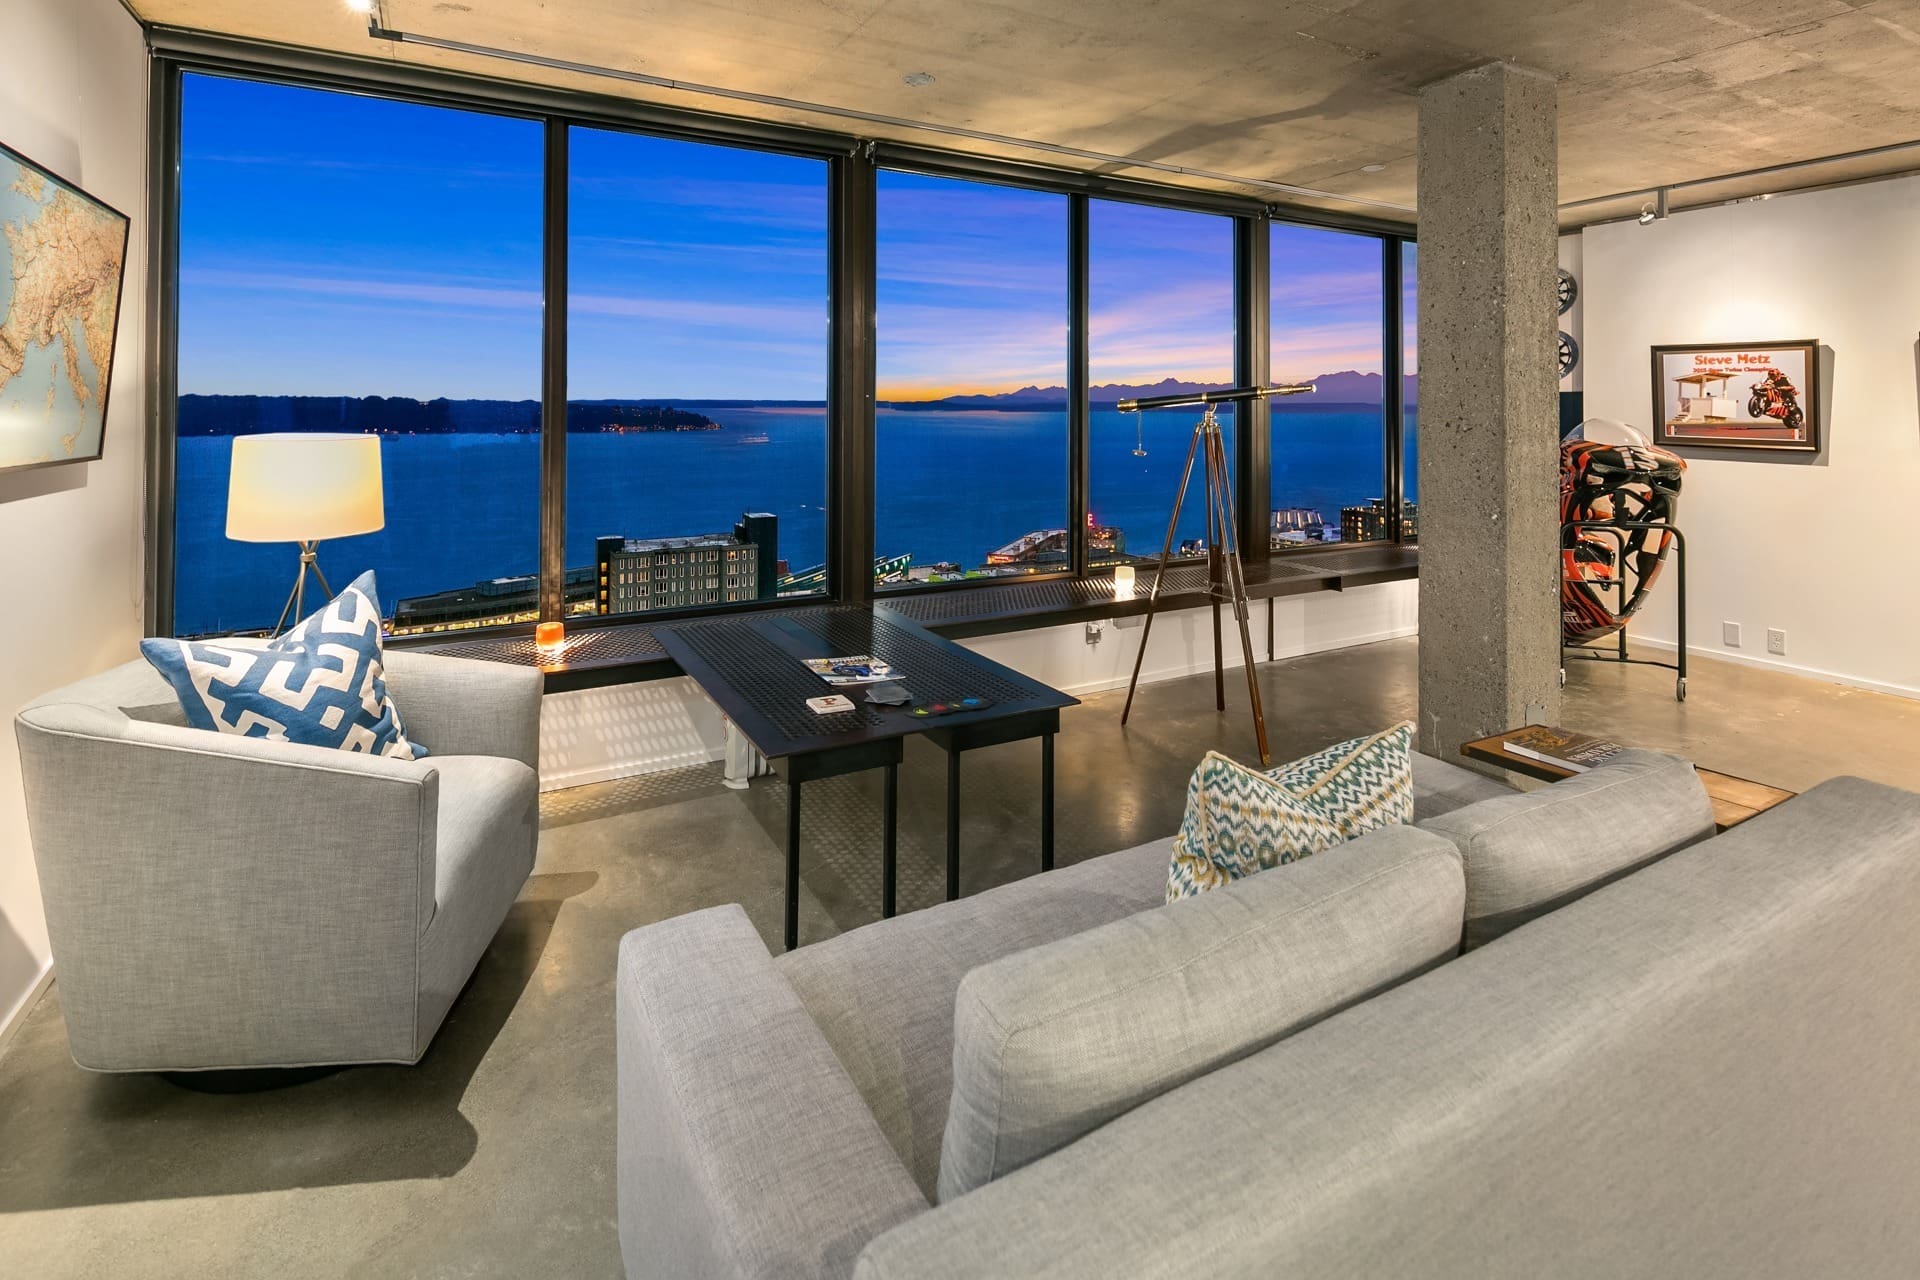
[1415,61,1562,758]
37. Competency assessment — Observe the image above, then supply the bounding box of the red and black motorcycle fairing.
[1560,439,1686,646]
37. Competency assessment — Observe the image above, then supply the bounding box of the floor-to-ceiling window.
[172,74,544,637]
[873,171,1068,587]
[1268,222,1387,548]
[163,66,1416,639]
[566,128,829,617]
[1088,200,1236,566]
[1401,240,1418,543]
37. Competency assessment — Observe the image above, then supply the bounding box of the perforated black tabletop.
[655,604,1078,761]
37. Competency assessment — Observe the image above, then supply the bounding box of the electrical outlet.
[1084,621,1106,645]
[1722,621,1741,648]
[1767,628,1787,656]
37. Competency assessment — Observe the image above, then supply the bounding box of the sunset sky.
[179,74,1390,404]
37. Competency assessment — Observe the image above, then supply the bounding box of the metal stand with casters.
[1560,519,1689,702]
[1117,385,1311,766]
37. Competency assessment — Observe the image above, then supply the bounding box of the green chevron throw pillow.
[1166,722,1416,901]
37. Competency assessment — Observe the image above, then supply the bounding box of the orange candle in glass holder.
[535,621,565,654]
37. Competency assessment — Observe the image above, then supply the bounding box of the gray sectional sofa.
[617,748,1920,1278]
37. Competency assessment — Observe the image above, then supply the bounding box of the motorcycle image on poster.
[1648,339,1820,453]
[1746,367,1804,431]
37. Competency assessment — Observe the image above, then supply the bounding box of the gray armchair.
[14,647,543,1073]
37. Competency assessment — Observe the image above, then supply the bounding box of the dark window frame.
[146,34,1413,640]
[1262,218,1418,558]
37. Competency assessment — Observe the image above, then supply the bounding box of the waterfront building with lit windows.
[595,512,778,614]
[1339,498,1419,544]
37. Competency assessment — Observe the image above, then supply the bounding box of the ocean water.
[172,401,1401,635]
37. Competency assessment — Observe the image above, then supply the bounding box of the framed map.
[0,140,130,475]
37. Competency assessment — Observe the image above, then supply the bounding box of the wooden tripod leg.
[1207,429,1225,711]
[1122,423,1203,727]
[1208,424,1272,765]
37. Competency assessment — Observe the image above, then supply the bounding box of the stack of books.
[1503,725,1622,773]
[803,655,900,687]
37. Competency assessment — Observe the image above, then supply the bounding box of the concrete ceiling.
[127,0,1920,225]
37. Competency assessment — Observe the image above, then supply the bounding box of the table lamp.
[226,433,385,634]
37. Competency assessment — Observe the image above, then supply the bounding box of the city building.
[985,522,1126,571]
[596,514,776,614]
[1271,506,1324,534]
[1340,498,1419,544]
[389,566,597,636]
[1272,506,1331,548]
[734,511,779,601]
[788,553,913,594]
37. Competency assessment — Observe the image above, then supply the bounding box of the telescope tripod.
[1119,405,1271,765]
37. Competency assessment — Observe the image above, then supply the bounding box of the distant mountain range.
[883,371,1418,410]
[178,395,718,437]
[175,373,1418,438]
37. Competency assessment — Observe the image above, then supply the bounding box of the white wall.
[541,677,730,790]
[538,581,1418,788]
[1582,178,1920,698]
[961,579,1417,698]
[0,0,149,1040]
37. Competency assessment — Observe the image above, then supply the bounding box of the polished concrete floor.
[1,638,1915,1277]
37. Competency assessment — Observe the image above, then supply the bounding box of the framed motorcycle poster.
[1650,340,1820,453]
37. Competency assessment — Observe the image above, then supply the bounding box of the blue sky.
[179,74,1389,403]
[876,171,1068,398]
[178,74,545,400]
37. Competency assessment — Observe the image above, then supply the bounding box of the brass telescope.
[1113,382,1315,413]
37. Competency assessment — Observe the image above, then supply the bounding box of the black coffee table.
[656,604,1079,949]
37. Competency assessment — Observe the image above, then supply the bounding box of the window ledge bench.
[395,543,1418,694]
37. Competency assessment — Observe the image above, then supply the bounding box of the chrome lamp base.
[271,541,335,636]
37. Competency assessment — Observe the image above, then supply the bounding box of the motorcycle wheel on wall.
[1787,405,1805,430]
[1747,395,1765,416]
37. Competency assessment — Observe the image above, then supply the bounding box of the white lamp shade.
[226,433,385,543]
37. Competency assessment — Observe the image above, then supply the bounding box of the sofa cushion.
[1167,722,1414,900]
[1418,748,1714,949]
[936,824,1466,1202]
[776,836,1173,1201]
[139,571,425,760]
[1411,751,1515,819]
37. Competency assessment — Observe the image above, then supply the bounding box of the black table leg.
[882,760,899,918]
[946,749,961,902]
[1041,731,1055,873]
[785,777,802,951]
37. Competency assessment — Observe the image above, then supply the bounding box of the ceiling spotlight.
[902,71,936,87]
[1637,185,1671,226]
[344,0,375,12]
[1360,163,1387,173]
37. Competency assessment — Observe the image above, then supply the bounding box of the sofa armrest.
[381,648,542,770]
[14,706,440,1070]
[618,906,928,1280]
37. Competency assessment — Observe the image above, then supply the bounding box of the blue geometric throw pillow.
[141,570,426,760]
